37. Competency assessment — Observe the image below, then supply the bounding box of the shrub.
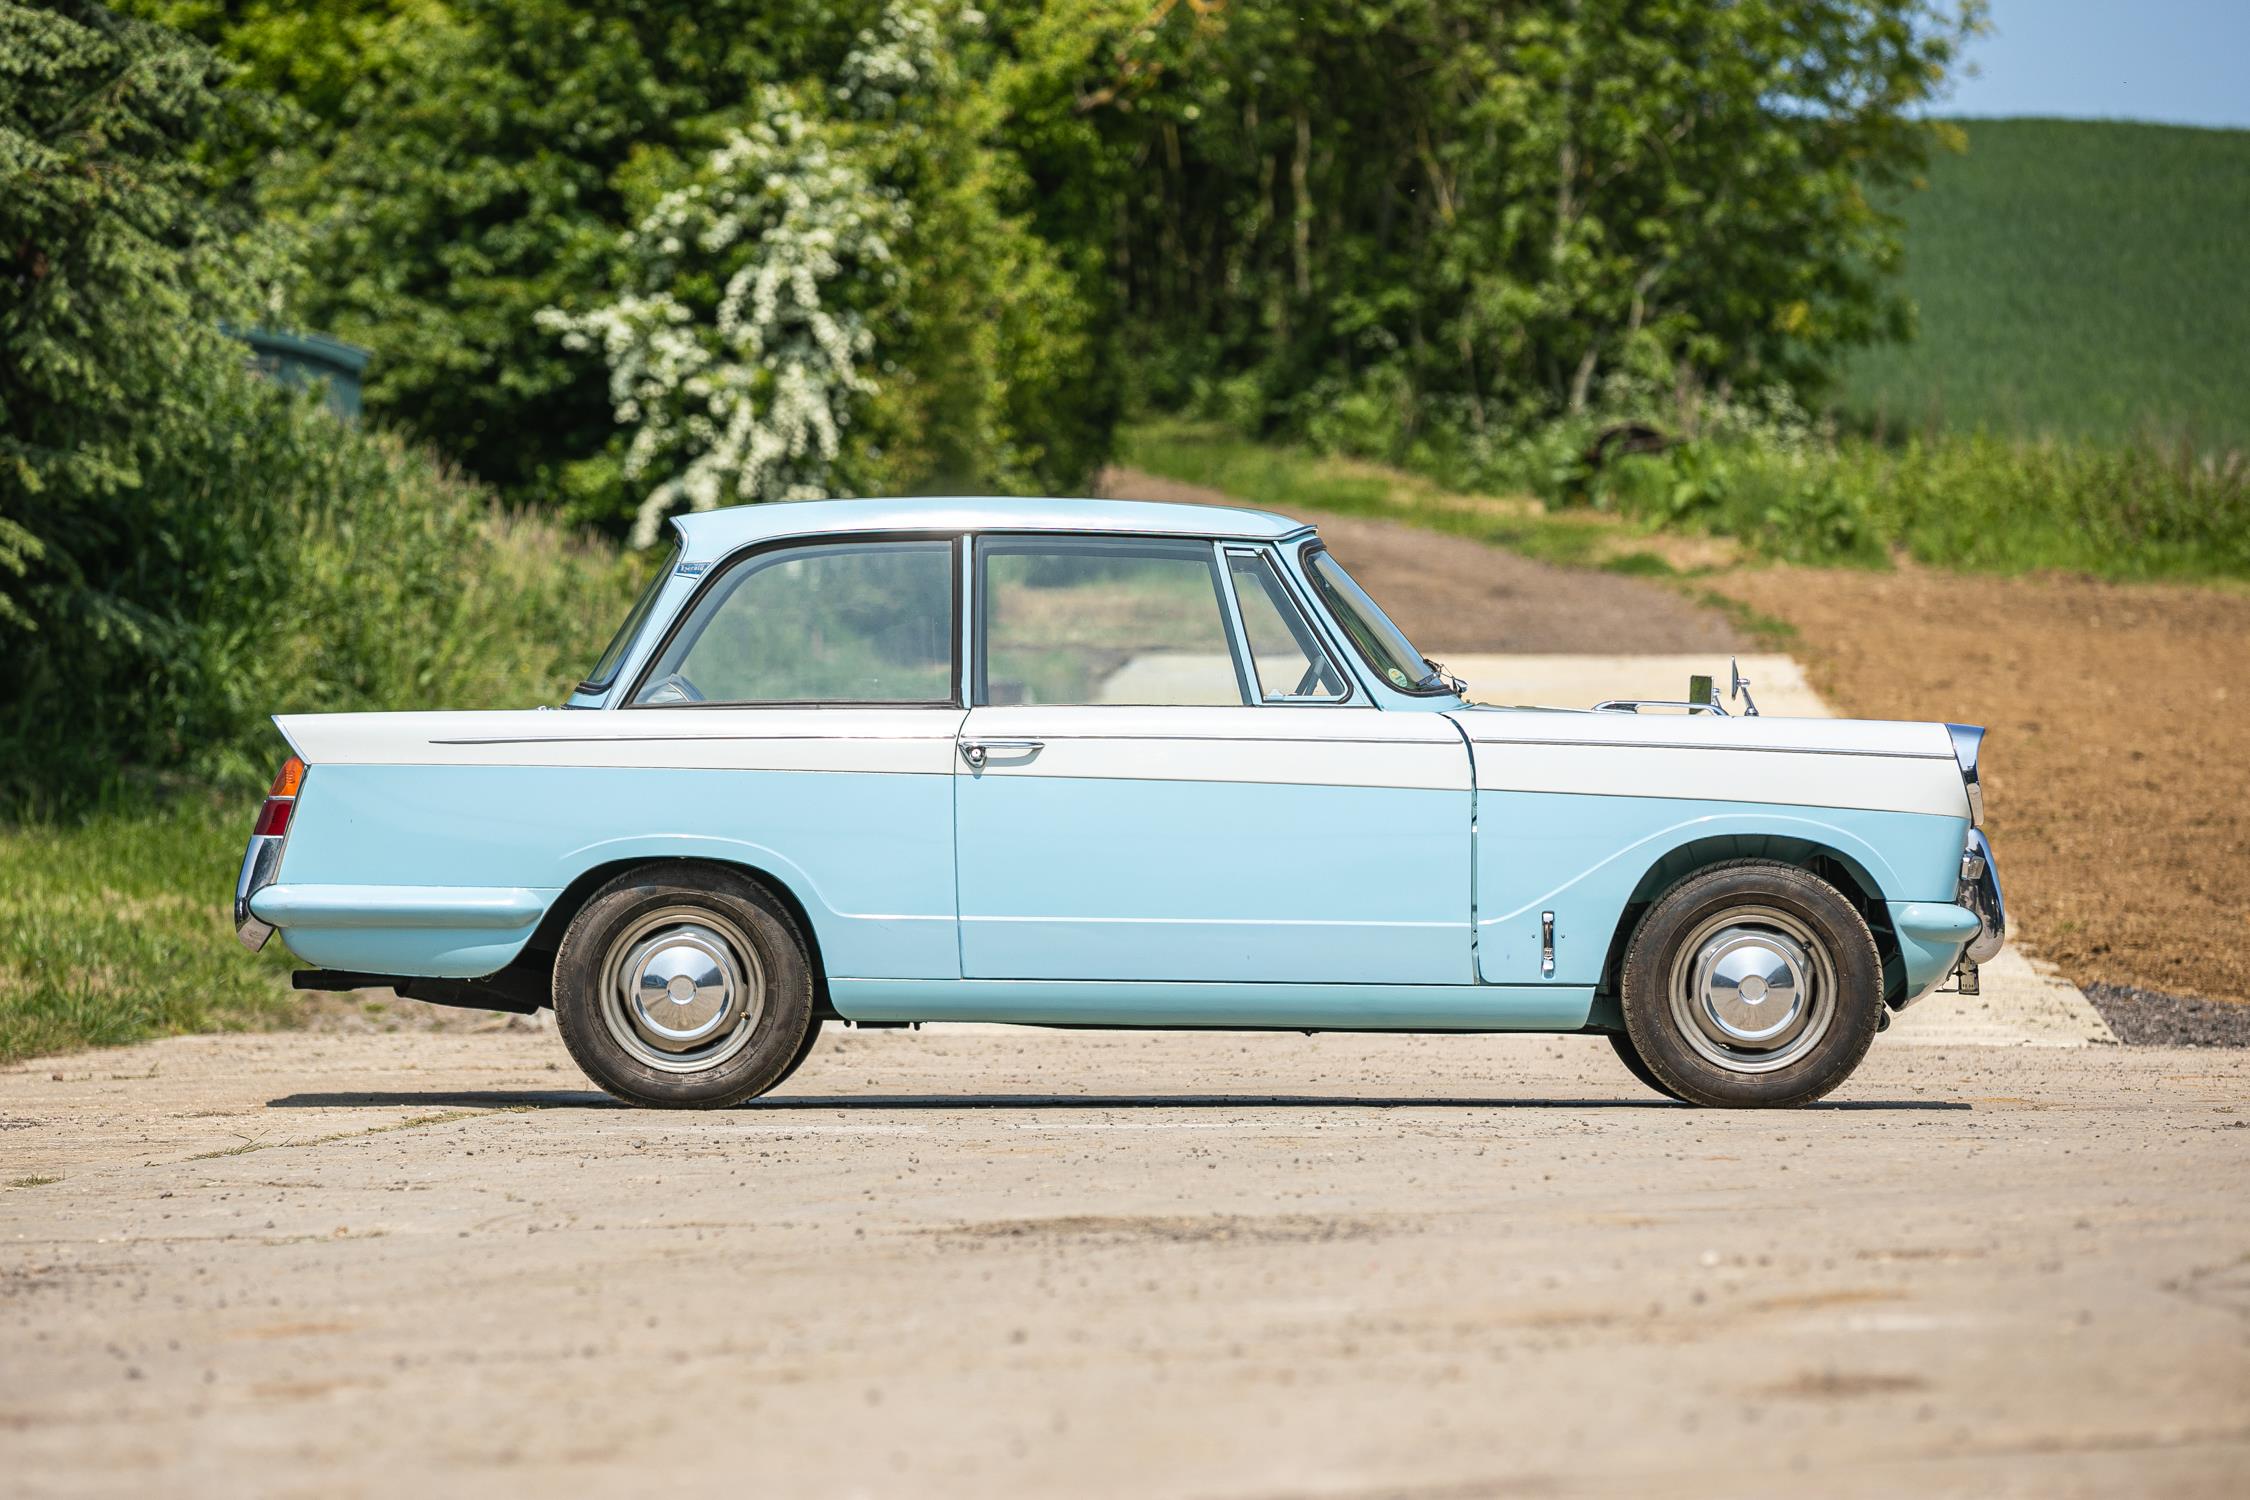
[1,355,634,808]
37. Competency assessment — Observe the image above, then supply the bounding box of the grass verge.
[1127,416,2250,584]
[1118,420,1709,577]
[0,794,297,1065]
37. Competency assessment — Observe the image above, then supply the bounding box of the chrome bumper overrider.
[234,835,284,952]
[1959,829,2006,965]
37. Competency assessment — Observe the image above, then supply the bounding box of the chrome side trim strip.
[1465,737,1953,760]
[428,732,960,746]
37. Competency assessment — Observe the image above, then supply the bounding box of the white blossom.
[538,2,976,545]
[539,108,906,546]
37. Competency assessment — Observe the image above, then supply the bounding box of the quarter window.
[978,538,1243,706]
[579,542,678,694]
[632,539,954,705]
[1225,551,1349,701]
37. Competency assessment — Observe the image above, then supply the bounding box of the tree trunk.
[1291,109,1313,300]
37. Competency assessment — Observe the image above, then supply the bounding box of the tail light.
[237,755,305,951]
[252,756,306,839]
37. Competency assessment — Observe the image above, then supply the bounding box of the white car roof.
[669,495,1310,562]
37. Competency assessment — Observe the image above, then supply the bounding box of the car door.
[953,534,1472,986]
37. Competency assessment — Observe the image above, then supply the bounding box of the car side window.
[1224,550,1350,701]
[978,538,1245,706]
[632,539,954,705]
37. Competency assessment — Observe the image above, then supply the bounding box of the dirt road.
[1099,466,1748,653]
[5,1027,2247,1497]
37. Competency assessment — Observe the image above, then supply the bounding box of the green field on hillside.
[1840,119,2250,448]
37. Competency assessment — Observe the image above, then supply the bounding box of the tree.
[989,0,1983,447]
[0,0,274,632]
[147,0,1108,524]
[544,2,1103,544]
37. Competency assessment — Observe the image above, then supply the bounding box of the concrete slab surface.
[2,1028,2245,1498]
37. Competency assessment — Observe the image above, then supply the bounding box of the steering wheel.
[638,672,705,706]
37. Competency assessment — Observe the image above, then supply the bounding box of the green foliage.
[1021,0,1980,436]
[1118,419,1651,573]
[127,0,1971,523]
[1125,416,2250,582]
[0,0,276,618]
[140,0,1108,521]
[1840,120,2250,448]
[3,2,636,809]
[542,3,1101,542]
[0,794,300,1064]
[1,353,634,806]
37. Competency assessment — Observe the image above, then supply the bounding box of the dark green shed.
[235,329,372,419]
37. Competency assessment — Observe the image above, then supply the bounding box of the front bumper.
[234,835,284,952]
[1960,829,2006,964]
[1887,832,2008,1011]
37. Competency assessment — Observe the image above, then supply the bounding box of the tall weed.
[2,362,636,805]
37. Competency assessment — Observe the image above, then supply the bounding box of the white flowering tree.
[542,4,969,546]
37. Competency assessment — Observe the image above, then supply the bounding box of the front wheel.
[553,863,815,1109]
[1619,861,1884,1108]
[1607,1030,1684,1102]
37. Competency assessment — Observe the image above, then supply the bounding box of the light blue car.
[235,497,2004,1109]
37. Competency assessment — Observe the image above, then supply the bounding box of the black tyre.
[764,1017,826,1095]
[553,862,815,1109]
[1619,860,1883,1108]
[1606,1029,1684,1102]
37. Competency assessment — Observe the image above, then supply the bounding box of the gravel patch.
[2083,982,2250,1047]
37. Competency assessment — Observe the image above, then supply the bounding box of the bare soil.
[1758,565,2250,1006]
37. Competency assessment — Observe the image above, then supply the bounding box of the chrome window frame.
[1214,543,1357,706]
[621,532,966,710]
[970,532,1254,709]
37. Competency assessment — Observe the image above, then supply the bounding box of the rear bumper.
[233,835,285,952]
[244,883,557,979]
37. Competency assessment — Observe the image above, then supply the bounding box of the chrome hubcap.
[1669,906,1834,1074]
[599,907,763,1073]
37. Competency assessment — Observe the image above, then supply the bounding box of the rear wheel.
[1619,860,1883,1108]
[553,863,814,1109]
[765,1017,826,1095]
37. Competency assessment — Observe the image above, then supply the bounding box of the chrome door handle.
[959,739,1043,768]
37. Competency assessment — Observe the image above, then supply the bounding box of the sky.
[1940,0,2250,129]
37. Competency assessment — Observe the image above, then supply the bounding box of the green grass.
[1126,416,2250,584]
[1840,119,2250,449]
[0,795,299,1065]
[0,499,635,1065]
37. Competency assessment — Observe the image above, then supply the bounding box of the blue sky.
[1941,0,2250,128]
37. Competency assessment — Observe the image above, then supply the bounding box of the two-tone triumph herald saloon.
[235,496,2004,1109]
